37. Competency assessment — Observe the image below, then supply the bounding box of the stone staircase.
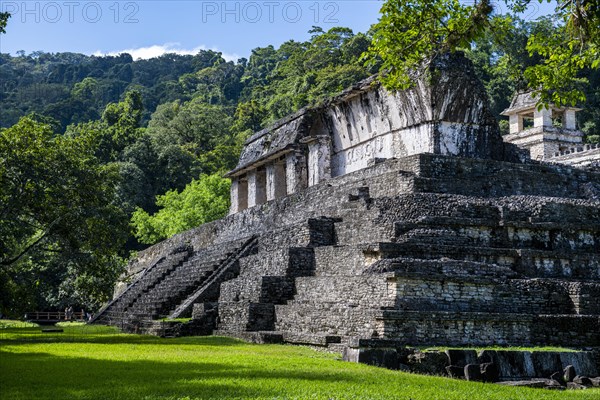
[93,238,258,333]
[168,236,259,319]
[213,218,337,338]
[92,246,193,328]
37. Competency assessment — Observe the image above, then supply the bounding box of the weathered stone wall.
[116,153,599,296]
[375,312,599,347]
[390,278,574,314]
[226,53,525,214]
[104,152,599,352]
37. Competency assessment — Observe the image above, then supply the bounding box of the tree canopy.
[131,173,230,244]
[367,0,599,106]
[0,116,128,313]
[0,12,9,34]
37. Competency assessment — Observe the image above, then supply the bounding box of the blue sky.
[0,1,557,61]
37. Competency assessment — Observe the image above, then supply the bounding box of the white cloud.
[92,43,240,62]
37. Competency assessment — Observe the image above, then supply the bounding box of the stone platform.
[93,153,600,353]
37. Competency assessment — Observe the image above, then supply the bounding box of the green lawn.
[0,321,598,400]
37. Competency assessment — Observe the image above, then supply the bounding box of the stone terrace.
[94,53,600,355]
[95,153,600,350]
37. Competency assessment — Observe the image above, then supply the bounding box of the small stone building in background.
[501,92,599,166]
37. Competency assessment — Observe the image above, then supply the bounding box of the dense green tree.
[119,134,202,213]
[66,90,144,165]
[100,90,143,153]
[67,94,205,232]
[131,174,230,244]
[239,45,279,98]
[112,161,155,215]
[465,17,553,120]
[524,3,599,106]
[232,100,267,134]
[71,77,99,101]
[0,116,128,315]
[367,0,599,107]
[181,60,244,105]
[146,98,233,160]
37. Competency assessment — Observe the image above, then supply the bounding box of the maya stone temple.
[92,53,600,380]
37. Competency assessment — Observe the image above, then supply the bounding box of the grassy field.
[1,321,598,400]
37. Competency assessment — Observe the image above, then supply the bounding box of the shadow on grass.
[0,327,246,346]
[0,349,356,399]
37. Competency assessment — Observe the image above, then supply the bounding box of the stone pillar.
[307,135,331,187]
[247,168,266,208]
[230,178,240,214]
[238,177,248,211]
[285,151,307,195]
[534,107,552,128]
[564,109,577,130]
[509,114,523,134]
[229,176,248,214]
[266,161,287,201]
[247,171,257,208]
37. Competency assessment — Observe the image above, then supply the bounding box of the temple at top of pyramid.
[225,53,599,215]
[225,52,526,214]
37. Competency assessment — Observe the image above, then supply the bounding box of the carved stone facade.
[225,53,515,214]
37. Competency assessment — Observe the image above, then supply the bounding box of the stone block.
[408,351,449,375]
[191,302,217,319]
[564,365,577,382]
[343,347,400,370]
[478,351,535,379]
[560,353,599,378]
[446,349,477,367]
[573,376,593,387]
[531,352,562,378]
[480,362,499,383]
[464,364,482,382]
